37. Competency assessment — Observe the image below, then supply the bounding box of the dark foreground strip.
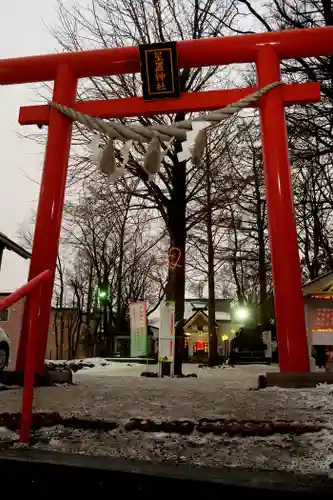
[0,412,326,436]
[0,449,332,497]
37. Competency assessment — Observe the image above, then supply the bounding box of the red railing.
[0,269,52,441]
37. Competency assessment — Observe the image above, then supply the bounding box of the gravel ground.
[1,363,333,474]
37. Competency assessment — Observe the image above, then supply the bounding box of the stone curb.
[0,412,325,437]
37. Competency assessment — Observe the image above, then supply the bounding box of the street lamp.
[235,307,249,321]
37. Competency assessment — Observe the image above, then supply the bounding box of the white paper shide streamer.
[58,83,280,181]
[116,139,133,183]
[99,139,116,179]
[92,119,213,182]
[106,139,134,184]
[89,135,104,163]
[89,138,134,184]
[177,121,210,165]
[143,134,162,181]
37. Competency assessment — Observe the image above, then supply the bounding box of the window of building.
[0,309,9,322]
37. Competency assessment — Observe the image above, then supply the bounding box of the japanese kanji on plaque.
[139,41,180,101]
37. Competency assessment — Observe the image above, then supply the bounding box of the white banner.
[262,330,272,358]
[158,301,175,362]
[129,301,148,357]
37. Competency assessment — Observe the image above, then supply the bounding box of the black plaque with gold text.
[139,42,180,101]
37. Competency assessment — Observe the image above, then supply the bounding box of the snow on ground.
[46,356,281,381]
[46,357,147,377]
[1,361,333,474]
[27,426,333,474]
[73,359,279,382]
[75,359,153,377]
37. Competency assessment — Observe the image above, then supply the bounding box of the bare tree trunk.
[258,227,267,323]
[86,259,93,315]
[206,141,218,366]
[115,213,128,342]
[57,256,65,359]
[166,157,186,376]
[54,306,60,360]
[253,170,267,324]
[54,256,65,360]
[67,316,72,360]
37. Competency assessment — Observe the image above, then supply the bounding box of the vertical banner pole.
[159,301,175,377]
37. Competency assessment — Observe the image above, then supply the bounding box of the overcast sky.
[0,1,254,294]
[0,0,60,290]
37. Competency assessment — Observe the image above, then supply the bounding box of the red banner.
[311,307,333,331]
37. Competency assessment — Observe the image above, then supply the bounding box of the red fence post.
[256,48,310,373]
[20,286,41,442]
[16,65,77,374]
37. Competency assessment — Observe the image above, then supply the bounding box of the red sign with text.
[311,307,333,331]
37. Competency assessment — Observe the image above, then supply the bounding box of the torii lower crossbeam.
[19,83,319,124]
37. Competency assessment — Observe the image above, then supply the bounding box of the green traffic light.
[98,290,108,299]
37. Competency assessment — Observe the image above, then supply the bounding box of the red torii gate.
[2,26,332,374]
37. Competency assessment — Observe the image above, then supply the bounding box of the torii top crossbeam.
[3,25,332,377]
[0,27,333,85]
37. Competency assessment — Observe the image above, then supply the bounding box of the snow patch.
[0,426,17,441]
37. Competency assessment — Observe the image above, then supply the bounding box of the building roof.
[0,232,31,260]
[183,310,219,330]
[185,298,232,312]
[215,311,231,321]
[148,298,232,329]
[303,270,333,297]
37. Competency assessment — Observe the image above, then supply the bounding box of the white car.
[0,328,10,372]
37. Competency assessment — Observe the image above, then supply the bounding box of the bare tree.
[62,174,166,355]
[49,0,246,372]
[187,129,232,364]
[188,114,272,328]
[228,0,333,280]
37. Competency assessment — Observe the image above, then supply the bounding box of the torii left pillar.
[16,65,77,373]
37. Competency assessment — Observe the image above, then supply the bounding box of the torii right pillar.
[256,48,310,372]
